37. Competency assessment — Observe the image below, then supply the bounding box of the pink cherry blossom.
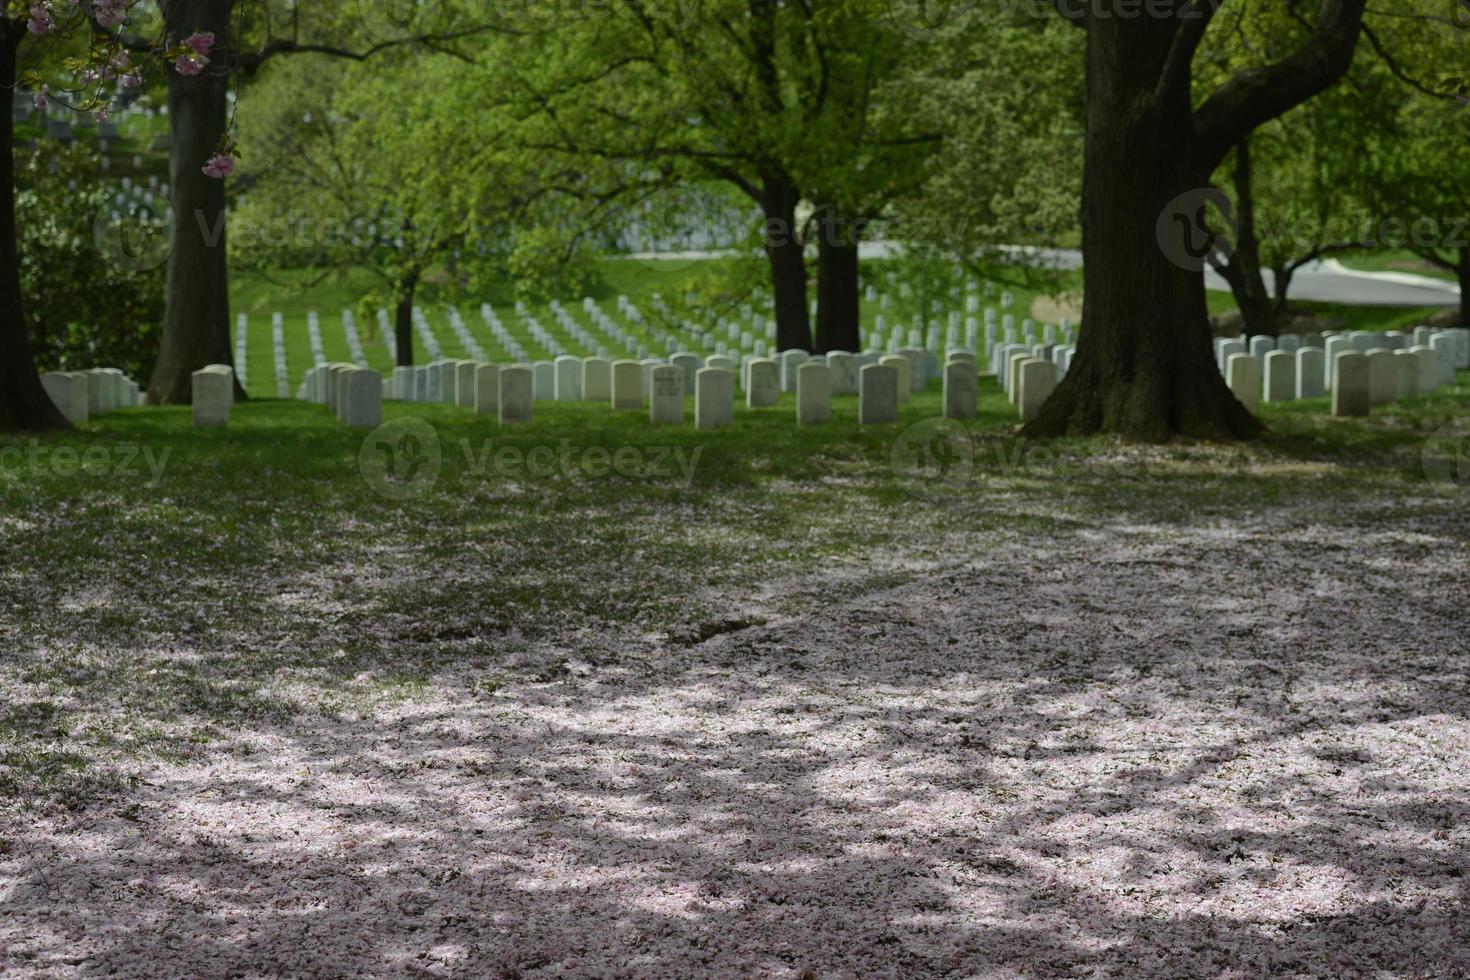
[174,54,205,76]
[26,4,54,35]
[184,31,215,56]
[202,154,235,179]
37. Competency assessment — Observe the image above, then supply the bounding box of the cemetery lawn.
[2,374,1469,976]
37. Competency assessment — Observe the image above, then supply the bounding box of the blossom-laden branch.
[20,1,234,178]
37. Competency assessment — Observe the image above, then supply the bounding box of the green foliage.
[16,146,164,378]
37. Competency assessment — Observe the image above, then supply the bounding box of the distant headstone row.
[288,347,995,431]
[1217,327,1469,416]
[41,368,143,424]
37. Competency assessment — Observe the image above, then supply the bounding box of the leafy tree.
[1024,0,1371,441]
[494,0,937,353]
[17,145,164,378]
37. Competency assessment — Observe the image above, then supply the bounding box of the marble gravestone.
[649,365,684,424]
[796,361,831,425]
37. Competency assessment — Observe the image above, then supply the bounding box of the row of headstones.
[285,347,987,431]
[40,368,143,425]
[271,313,289,398]
[297,364,383,429]
[1219,328,1469,414]
[992,343,1077,420]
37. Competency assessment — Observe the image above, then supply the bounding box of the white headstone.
[1366,349,1398,406]
[943,360,977,420]
[879,354,911,404]
[532,361,555,400]
[1295,347,1325,400]
[795,361,831,425]
[582,357,611,402]
[779,350,808,393]
[695,367,734,430]
[456,361,478,409]
[1393,349,1419,399]
[671,352,703,394]
[1263,350,1296,403]
[1409,346,1440,395]
[499,366,533,424]
[392,366,413,401]
[611,360,642,409]
[1323,335,1354,389]
[474,364,500,415]
[191,364,233,428]
[1331,351,1369,417]
[1226,353,1262,413]
[1017,359,1056,421]
[649,365,684,424]
[746,358,779,408]
[554,355,582,401]
[41,372,88,424]
[826,351,856,395]
[859,363,898,424]
[342,369,383,428]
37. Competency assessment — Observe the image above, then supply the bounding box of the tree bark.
[394,272,417,367]
[1216,140,1280,338]
[1028,0,1366,440]
[148,0,241,405]
[1459,247,1470,327]
[814,205,862,354]
[0,20,68,432]
[759,175,810,353]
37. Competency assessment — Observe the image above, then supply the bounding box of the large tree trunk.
[148,0,240,405]
[1459,247,1469,327]
[0,20,67,432]
[1025,15,1262,441]
[759,175,810,353]
[1216,139,1281,338]
[394,272,417,367]
[814,205,862,354]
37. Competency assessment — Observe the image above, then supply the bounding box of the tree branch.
[1193,0,1369,171]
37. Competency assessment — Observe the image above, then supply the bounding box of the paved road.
[630,245,1462,309]
[993,247,1461,309]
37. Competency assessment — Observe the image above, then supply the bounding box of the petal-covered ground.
[4,497,1467,977]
